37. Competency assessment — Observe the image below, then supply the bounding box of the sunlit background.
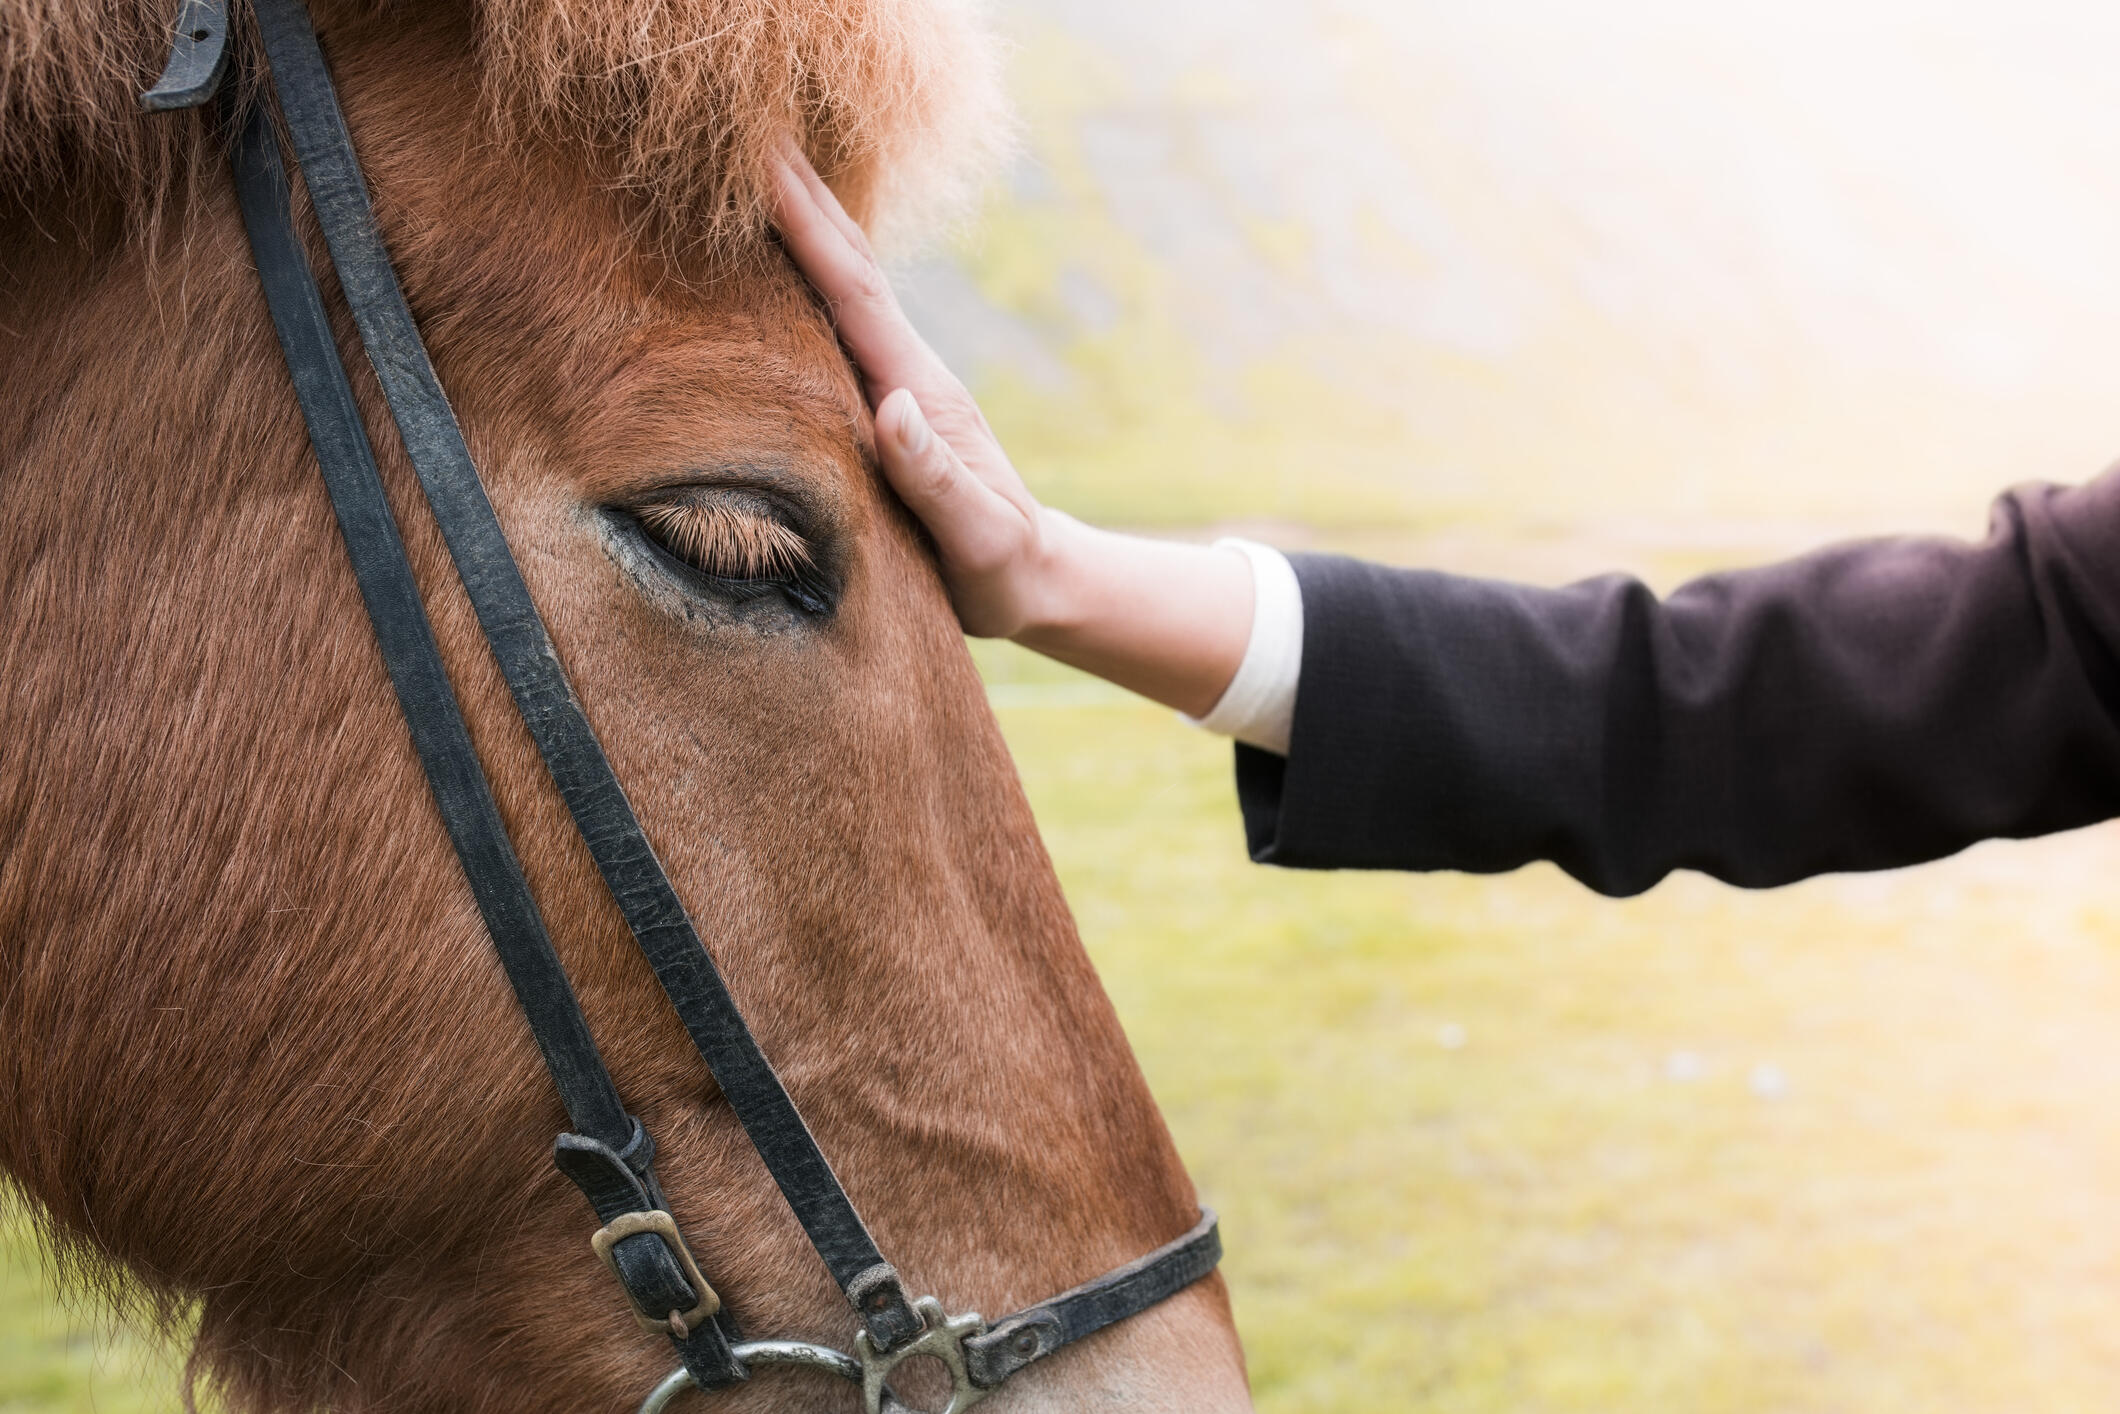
[912,0,2120,541]
[12,2,2120,1409]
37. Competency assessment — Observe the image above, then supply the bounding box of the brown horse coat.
[0,3,1249,1409]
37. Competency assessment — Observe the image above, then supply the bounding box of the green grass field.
[0,1218,184,1413]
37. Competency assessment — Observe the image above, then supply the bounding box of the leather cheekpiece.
[179,0,1228,1399]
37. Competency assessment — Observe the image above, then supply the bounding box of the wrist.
[1009,508,1100,646]
[1004,519,1255,720]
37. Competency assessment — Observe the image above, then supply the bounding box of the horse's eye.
[635,497,813,583]
[621,492,833,617]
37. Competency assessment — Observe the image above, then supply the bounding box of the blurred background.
[14,0,2120,1409]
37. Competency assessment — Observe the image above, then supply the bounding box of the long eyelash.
[636,500,813,581]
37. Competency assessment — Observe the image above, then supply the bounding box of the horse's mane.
[0,0,1007,249]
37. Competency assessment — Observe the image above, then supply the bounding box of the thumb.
[875,388,1025,577]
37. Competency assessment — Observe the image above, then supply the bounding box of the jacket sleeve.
[1236,473,2120,896]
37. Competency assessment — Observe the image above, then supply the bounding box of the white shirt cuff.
[1184,538,1304,755]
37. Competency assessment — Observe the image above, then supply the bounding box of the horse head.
[0,2,1251,1409]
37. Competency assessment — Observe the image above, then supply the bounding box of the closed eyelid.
[636,499,813,580]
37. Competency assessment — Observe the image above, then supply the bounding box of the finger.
[873,388,1024,574]
[768,154,873,300]
[770,157,952,399]
[780,140,876,262]
[770,157,934,384]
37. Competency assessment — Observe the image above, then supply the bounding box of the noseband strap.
[146,0,1222,1404]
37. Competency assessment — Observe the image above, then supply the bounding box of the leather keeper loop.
[845,1262,923,1352]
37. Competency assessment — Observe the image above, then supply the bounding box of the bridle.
[137,3,1223,1410]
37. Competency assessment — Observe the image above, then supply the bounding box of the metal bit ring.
[636,1297,991,1414]
[855,1296,991,1414]
[638,1340,865,1414]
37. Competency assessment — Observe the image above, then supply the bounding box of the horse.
[0,2,1253,1409]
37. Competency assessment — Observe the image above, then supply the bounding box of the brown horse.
[0,2,1251,1409]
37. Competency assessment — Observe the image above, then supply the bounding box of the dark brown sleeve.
[1236,472,2120,896]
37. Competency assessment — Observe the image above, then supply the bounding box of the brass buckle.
[590,1210,720,1337]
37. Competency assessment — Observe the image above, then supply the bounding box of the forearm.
[1011,512,1256,719]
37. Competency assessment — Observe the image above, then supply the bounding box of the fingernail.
[895,395,931,456]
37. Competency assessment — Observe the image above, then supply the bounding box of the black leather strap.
[244,0,924,1354]
[140,0,230,111]
[964,1210,1222,1388]
[228,98,746,1390]
[229,98,629,1160]
[154,2,1225,1393]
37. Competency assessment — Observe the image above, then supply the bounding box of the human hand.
[771,149,1256,720]
[771,150,1058,639]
